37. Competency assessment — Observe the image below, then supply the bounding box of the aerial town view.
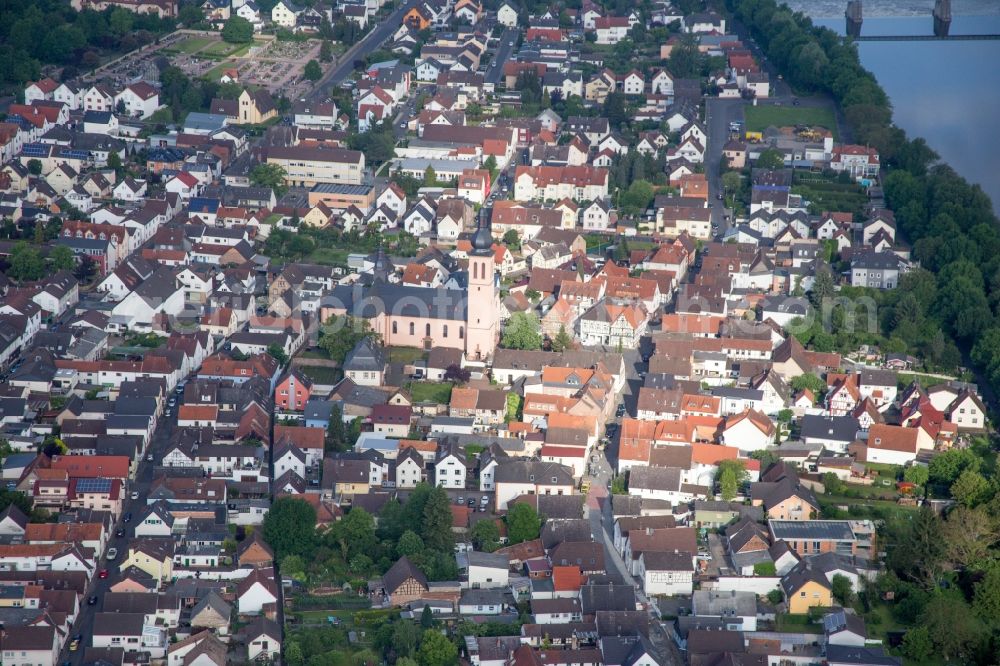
[0,0,999,663]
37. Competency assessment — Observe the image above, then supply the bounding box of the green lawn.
[200,40,253,58]
[774,614,823,633]
[745,104,839,140]
[301,366,342,384]
[897,372,953,389]
[388,346,426,364]
[407,381,453,404]
[307,247,350,267]
[202,60,238,82]
[172,36,214,54]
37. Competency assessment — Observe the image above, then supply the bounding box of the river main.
[784,1,1000,213]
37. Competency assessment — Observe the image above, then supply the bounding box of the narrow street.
[585,453,683,666]
[57,394,179,665]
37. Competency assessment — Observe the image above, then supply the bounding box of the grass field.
[408,381,453,404]
[203,60,237,82]
[301,366,341,384]
[307,247,350,267]
[200,40,251,58]
[172,36,213,54]
[775,614,823,633]
[745,104,839,140]
[389,347,426,364]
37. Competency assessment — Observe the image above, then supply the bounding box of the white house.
[113,178,147,202]
[236,568,279,615]
[165,172,201,201]
[394,447,424,489]
[719,410,775,453]
[0,626,59,666]
[54,82,85,110]
[497,2,518,27]
[115,83,160,119]
[273,444,307,481]
[271,0,302,27]
[434,447,467,490]
[246,618,282,662]
[638,551,694,596]
[83,84,115,113]
[465,551,509,589]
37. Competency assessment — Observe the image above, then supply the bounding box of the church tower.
[466,212,499,361]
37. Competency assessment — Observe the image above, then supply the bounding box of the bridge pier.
[933,0,952,37]
[846,0,863,38]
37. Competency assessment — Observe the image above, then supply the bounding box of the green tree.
[972,564,1000,627]
[903,464,929,487]
[942,504,1000,571]
[329,506,376,560]
[790,373,825,395]
[716,459,748,501]
[391,621,422,658]
[830,574,853,606]
[397,530,425,559]
[107,151,123,177]
[266,342,288,365]
[602,92,628,128]
[26,159,42,175]
[320,40,333,63]
[721,170,742,197]
[621,180,654,214]
[303,59,322,81]
[506,502,541,544]
[920,596,986,662]
[250,163,288,195]
[74,255,98,283]
[417,629,457,666]
[501,312,542,350]
[756,149,785,170]
[420,605,435,628]
[109,7,133,35]
[423,166,437,186]
[262,497,317,560]
[667,33,702,78]
[900,626,933,661]
[950,469,991,507]
[823,472,844,496]
[178,4,205,26]
[421,486,455,553]
[501,229,520,249]
[48,245,76,271]
[483,154,497,179]
[221,16,254,44]
[7,242,45,281]
[929,448,979,486]
[551,325,573,352]
[284,641,305,666]
[318,318,378,364]
[470,519,500,552]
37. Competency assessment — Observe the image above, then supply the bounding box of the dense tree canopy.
[262,497,317,560]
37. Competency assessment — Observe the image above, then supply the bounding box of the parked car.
[107,547,118,560]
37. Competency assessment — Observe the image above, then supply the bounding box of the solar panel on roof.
[21,144,49,157]
[75,477,113,493]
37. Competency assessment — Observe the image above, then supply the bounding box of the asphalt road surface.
[704,97,745,236]
[485,28,519,85]
[57,394,180,665]
[307,1,415,103]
